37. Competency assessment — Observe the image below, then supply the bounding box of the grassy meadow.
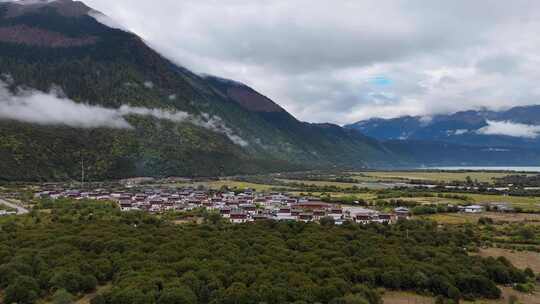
[353,171,526,183]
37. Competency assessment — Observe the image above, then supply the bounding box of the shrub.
[514,282,535,293]
[478,217,494,225]
[4,276,40,304]
[157,287,197,304]
[52,289,74,304]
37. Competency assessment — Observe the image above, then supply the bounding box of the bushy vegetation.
[0,200,532,303]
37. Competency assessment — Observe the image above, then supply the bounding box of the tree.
[90,295,107,304]
[109,288,154,304]
[350,284,382,304]
[205,212,223,225]
[52,289,74,304]
[157,287,197,304]
[478,217,494,225]
[91,258,114,282]
[4,276,40,304]
[0,263,32,288]
[80,274,98,292]
[49,271,85,293]
[330,294,369,304]
[380,271,401,289]
[222,282,250,304]
[519,226,535,240]
[447,285,461,303]
[524,267,535,278]
[320,216,335,226]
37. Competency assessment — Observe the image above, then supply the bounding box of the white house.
[464,205,484,213]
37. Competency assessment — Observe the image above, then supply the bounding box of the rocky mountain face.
[0,0,397,181]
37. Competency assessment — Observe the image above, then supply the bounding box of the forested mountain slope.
[0,0,397,181]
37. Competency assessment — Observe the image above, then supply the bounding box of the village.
[27,185,498,225]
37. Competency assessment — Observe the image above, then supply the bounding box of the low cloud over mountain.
[84,0,540,124]
[0,80,248,146]
[477,120,540,139]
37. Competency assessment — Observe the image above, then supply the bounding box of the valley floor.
[1,169,539,304]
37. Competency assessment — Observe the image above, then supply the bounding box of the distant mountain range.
[346,106,540,148]
[346,106,540,167]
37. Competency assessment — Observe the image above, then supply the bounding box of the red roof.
[230,213,247,219]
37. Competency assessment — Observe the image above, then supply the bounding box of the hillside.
[205,76,396,167]
[0,0,396,181]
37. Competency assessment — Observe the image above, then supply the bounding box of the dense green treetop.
[0,199,532,303]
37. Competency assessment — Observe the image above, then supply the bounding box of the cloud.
[477,120,540,138]
[83,0,540,124]
[87,10,130,32]
[191,114,249,147]
[11,0,539,124]
[0,81,249,146]
[0,82,134,128]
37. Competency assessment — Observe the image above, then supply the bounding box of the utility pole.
[81,156,85,190]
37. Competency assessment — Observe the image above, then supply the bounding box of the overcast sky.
[84,0,540,124]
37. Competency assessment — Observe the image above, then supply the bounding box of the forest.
[0,199,536,304]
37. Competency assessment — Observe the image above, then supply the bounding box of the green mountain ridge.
[0,0,396,181]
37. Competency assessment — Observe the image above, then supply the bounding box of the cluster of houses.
[34,187,411,225]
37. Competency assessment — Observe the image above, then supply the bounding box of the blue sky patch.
[370,76,393,86]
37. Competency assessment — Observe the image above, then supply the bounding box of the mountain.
[0,0,396,181]
[346,106,540,167]
[346,106,540,149]
[204,75,396,166]
[384,140,540,167]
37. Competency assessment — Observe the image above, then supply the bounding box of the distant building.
[355,214,374,225]
[294,201,331,210]
[230,211,249,224]
[463,205,484,213]
[220,208,232,218]
[487,202,514,213]
[394,207,411,219]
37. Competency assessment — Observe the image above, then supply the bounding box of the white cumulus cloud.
[477,120,540,138]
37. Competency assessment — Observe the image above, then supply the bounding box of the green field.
[177,180,285,191]
[464,193,540,210]
[277,178,362,187]
[174,177,540,210]
[288,191,378,201]
[354,171,521,183]
[381,193,540,210]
